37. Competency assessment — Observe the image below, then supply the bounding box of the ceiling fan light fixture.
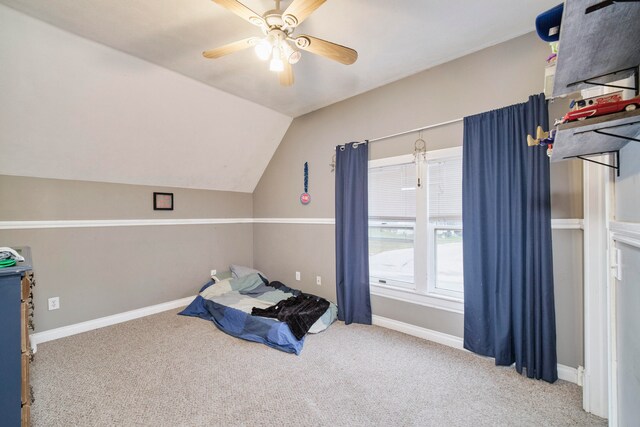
[255,38,273,60]
[270,57,284,72]
[288,50,301,64]
[269,48,284,72]
[281,41,301,64]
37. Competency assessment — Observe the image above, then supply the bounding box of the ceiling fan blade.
[295,35,357,65]
[211,0,265,27]
[279,61,294,86]
[282,0,326,27]
[202,37,258,59]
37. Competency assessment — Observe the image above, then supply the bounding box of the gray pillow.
[229,264,267,280]
[212,270,233,283]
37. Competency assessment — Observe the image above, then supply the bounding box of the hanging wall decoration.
[300,162,311,205]
[414,131,427,188]
[153,192,174,210]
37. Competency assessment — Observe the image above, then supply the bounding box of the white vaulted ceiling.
[0,0,559,117]
[0,4,292,193]
[0,0,559,193]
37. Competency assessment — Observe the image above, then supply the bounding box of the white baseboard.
[372,315,465,350]
[372,314,579,385]
[30,295,196,352]
[557,363,582,385]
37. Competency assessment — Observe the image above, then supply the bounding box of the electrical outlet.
[48,297,60,311]
[295,271,301,281]
[316,276,322,286]
[211,269,217,278]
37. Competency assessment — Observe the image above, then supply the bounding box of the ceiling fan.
[202,0,358,86]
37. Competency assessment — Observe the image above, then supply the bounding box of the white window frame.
[425,147,464,300]
[368,148,464,314]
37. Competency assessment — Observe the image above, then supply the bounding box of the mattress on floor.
[179,273,337,354]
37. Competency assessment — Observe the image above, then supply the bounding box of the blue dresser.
[0,247,33,426]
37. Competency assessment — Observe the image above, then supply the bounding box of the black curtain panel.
[462,94,557,382]
[335,142,372,325]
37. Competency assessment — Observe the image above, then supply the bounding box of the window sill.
[370,283,464,314]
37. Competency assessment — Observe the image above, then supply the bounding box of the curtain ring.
[340,145,346,151]
[352,143,359,149]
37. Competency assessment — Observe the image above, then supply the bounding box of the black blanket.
[251,289,330,340]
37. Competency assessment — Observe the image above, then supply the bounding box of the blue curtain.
[335,142,372,325]
[462,94,557,382]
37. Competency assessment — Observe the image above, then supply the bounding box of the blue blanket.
[179,273,337,354]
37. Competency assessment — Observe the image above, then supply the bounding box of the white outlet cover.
[48,297,60,310]
[316,276,322,285]
[295,271,301,281]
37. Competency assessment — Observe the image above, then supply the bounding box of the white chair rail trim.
[0,218,582,230]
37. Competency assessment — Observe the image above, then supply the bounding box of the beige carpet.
[31,309,605,426]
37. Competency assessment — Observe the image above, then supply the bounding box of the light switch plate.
[613,248,622,280]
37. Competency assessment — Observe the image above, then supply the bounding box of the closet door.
[614,242,640,426]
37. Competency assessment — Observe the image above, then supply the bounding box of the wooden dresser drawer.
[21,302,28,354]
[21,276,30,302]
[21,353,30,406]
[21,403,31,427]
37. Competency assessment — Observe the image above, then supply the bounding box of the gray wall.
[616,143,640,222]
[252,32,585,368]
[0,175,253,332]
[0,32,587,369]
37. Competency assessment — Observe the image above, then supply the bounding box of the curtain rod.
[367,117,463,143]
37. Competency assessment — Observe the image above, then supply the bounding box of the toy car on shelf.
[558,92,640,124]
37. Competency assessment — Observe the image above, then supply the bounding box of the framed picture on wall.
[153,192,173,211]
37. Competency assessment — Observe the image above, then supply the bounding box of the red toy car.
[561,93,640,123]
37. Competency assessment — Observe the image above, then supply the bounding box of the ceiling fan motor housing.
[264,11,288,32]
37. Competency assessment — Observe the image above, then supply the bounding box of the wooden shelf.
[552,0,640,97]
[551,109,640,163]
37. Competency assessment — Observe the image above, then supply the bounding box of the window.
[426,150,463,299]
[368,160,417,289]
[368,147,463,311]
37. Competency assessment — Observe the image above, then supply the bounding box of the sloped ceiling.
[0,5,291,193]
[0,0,560,117]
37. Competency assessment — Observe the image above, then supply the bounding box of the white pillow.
[229,264,267,280]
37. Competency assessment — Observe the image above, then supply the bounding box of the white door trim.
[582,157,612,418]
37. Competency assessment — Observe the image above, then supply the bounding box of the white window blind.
[428,156,462,222]
[369,162,416,219]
